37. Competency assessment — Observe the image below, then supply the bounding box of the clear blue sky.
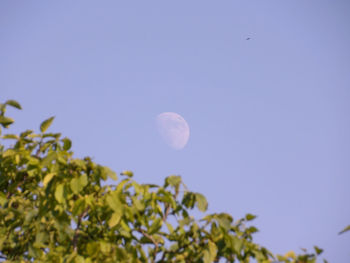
[1,1,349,261]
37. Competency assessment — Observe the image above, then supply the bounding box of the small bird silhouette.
[246,37,251,40]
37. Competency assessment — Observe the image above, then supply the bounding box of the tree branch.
[35,139,43,158]
[163,204,171,222]
[137,228,158,263]
[72,206,89,252]
[162,187,180,222]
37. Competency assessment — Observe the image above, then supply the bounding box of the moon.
[156,112,190,150]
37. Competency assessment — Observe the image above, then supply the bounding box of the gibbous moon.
[156,112,190,150]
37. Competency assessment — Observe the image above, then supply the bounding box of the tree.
[0,100,325,263]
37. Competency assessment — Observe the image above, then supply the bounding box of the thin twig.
[137,228,158,263]
[138,228,158,247]
[163,204,171,222]
[35,140,43,158]
[72,206,89,252]
[162,186,180,222]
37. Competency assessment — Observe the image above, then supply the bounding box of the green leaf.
[0,192,7,206]
[2,134,19,140]
[55,184,65,203]
[0,116,14,126]
[5,100,22,109]
[20,129,34,137]
[72,199,86,216]
[108,212,122,227]
[232,236,243,253]
[86,242,99,257]
[24,210,37,224]
[216,214,232,231]
[115,247,128,260]
[34,232,48,248]
[119,219,131,235]
[70,175,87,194]
[103,166,117,180]
[202,250,211,263]
[62,137,72,150]
[3,149,16,158]
[247,226,259,234]
[165,175,182,187]
[182,192,196,209]
[40,116,55,133]
[43,173,55,187]
[165,222,174,234]
[195,193,208,212]
[20,130,33,138]
[79,174,88,188]
[149,218,163,234]
[208,240,217,262]
[100,242,111,254]
[276,255,286,261]
[121,170,133,177]
[245,213,257,221]
[74,255,85,263]
[43,132,61,139]
[41,151,57,167]
[70,178,81,194]
[284,250,296,259]
[71,159,86,169]
[133,197,145,211]
[106,194,123,213]
[314,246,323,255]
[339,225,350,235]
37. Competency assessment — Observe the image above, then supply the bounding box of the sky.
[1,1,350,261]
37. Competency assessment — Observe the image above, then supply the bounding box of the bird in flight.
[246,37,251,40]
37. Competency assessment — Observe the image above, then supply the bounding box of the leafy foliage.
[0,100,325,262]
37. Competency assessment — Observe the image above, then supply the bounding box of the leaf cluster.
[0,100,325,263]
